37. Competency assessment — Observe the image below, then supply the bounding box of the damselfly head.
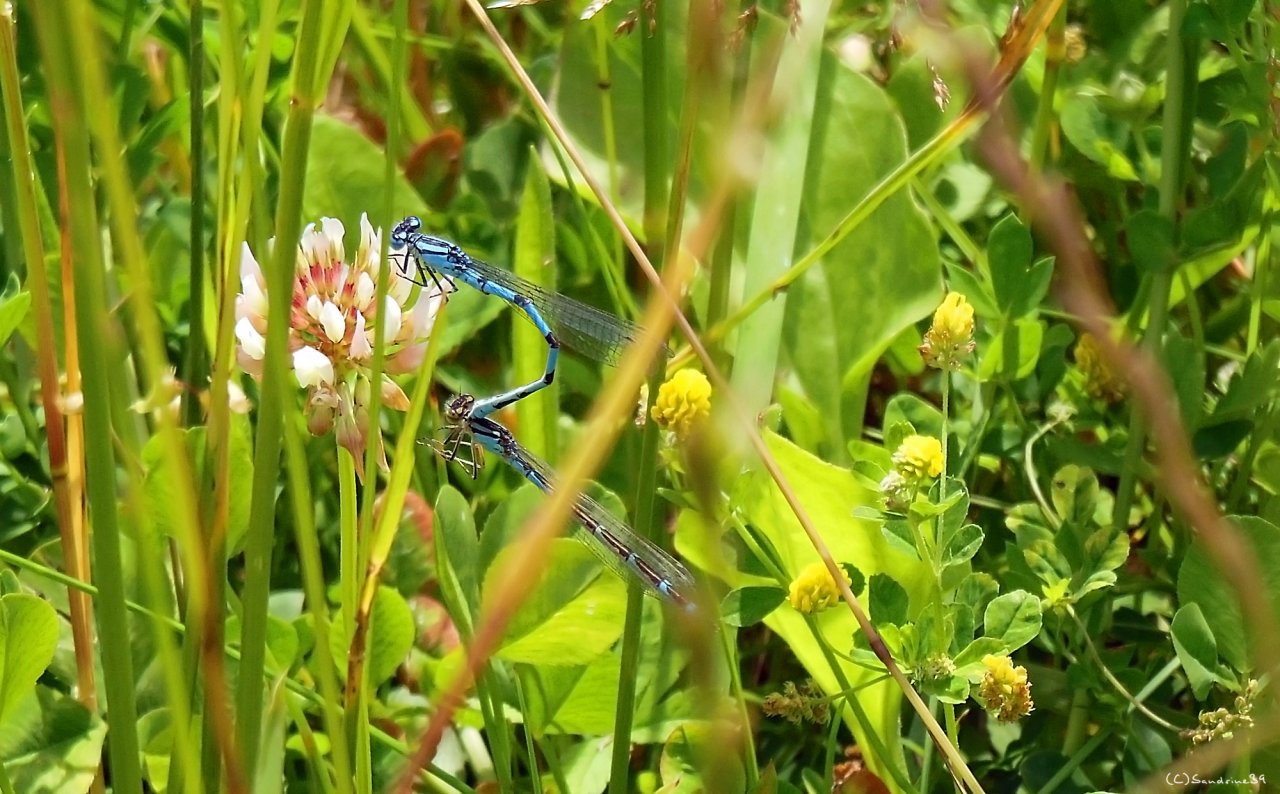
[443,393,476,423]
[389,215,423,248]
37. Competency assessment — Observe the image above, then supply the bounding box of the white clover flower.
[234,213,445,477]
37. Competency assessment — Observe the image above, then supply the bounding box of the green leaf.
[1177,515,1280,670]
[1162,331,1205,432]
[141,420,253,554]
[0,274,31,348]
[988,213,1033,314]
[0,688,107,794]
[919,672,970,704]
[1192,419,1252,460]
[1011,257,1054,319]
[1208,0,1256,27]
[302,115,425,238]
[979,317,1045,380]
[783,57,942,457]
[956,573,999,622]
[940,523,984,568]
[492,541,627,665]
[1060,91,1140,180]
[869,574,909,626]
[880,519,919,559]
[1127,210,1176,275]
[1074,527,1130,600]
[329,587,415,686]
[518,620,690,737]
[953,637,1006,674]
[1208,338,1280,421]
[227,614,299,676]
[434,486,480,613]
[721,587,787,627]
[1050,465,1101,527]
[1170,604,1230,699]
[0,594,59,726]
[366,587,415,685]
[982,591,1042,652]
[883,395,942,441]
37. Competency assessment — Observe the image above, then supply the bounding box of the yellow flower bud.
[920,292,976,370]
[651,369,712,440]
[787,561,850,615]
[892,435,944,484]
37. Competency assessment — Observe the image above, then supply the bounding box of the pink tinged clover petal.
[293,346,334,389]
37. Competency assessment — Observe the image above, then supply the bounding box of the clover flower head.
[234,214,445,478]
[1074,332,1126,404]
[1185,678,1260,746]
[762,680,830,725]
[651,368,712,441]
[892,434,944,485]
[787,561,850,615]
[976,654,1034,722]
[880,470,914,513]
[920,292,976,370]
[918,654,957,683]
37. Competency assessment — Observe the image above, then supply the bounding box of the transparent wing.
[510,441,695,605]
[461,255,670,365]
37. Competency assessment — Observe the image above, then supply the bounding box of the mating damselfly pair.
[389,217,696,612]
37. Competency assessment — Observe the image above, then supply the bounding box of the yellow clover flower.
[1074,332,1126,404]
[976,655,1034,722]
[787,561,850,615]
[651,369,711,440]
[892,435,944,484]
[920,292,976,370]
